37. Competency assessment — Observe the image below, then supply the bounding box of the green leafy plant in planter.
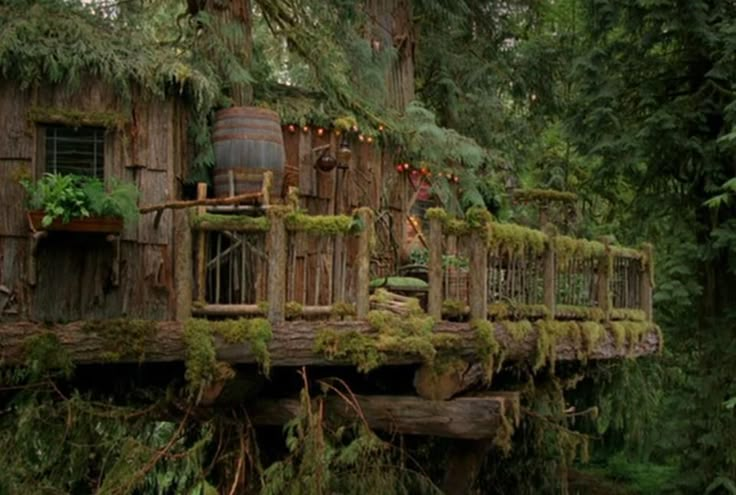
[21,173,140,228]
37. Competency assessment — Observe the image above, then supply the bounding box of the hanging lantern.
[315,152,338,172]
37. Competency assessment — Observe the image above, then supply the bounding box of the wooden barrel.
[212,107,285,198]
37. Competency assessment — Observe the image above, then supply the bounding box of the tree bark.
[0,320,662,367]
[247,392,517,440]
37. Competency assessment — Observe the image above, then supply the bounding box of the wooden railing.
[189,207,653,324]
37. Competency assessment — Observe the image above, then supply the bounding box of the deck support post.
[468,230,488,321]
[195,183,208,303]
[173,208,193,321]
[428,216,443,320]
[640,243,654,321]
[597,237,613,321]
[542,224,556,318]
[355,208,372,319]
[267,208,288,323]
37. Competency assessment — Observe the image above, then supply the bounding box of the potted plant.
[22,173,139,233]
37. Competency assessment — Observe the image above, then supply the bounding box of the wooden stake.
[173,208,193,321]
[468,230,488,320]
[597,238,612,321]
[428,216,443,320]
[195,183,207,303]
[355,208,372,319]
[640,244,654,321]
[267,208,287,323]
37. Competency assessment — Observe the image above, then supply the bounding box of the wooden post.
[261,170,272,206]
[640,243,654,321]
[195,183,208,303]
[597,238,612,321]
[27,230,47,287]
[542,225,556,318]
[355,208,372,319]
[267,208,287,323]
[428,216,443,320]
[173,208,193,321]
[468,230,488,320]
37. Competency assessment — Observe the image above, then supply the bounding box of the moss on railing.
[284,211,356,235]
[190,213,271,231]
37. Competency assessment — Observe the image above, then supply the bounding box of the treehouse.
[0,74,661,491]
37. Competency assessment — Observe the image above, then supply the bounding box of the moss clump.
[285,301,304,320]
[27,106,128,130]
[472,319,501,383]
[82,319,159,362]
[610,308,646,321]
[191,213,270,232]
[535,320,587,372]
[331,301,356,319]
[314,303,442,372]
[488,222,547,255]
[556,305,606,322]
[610,246,644,259]
[23,332,74,378]
[609,321,652,353]
[500,320,534,342]
[257,301,269,315]
[183,318,272,399]
[488,303,550,321]
[554,235,605,264]
[512,188,578,204]
[580,321,606,354]
[442,299,468,319]
[284,212,355,235]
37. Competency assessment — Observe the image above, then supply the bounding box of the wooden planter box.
[27,211,124,234]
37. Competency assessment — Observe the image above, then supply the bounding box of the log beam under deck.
[0,320,661,367]
[247,392,519,440]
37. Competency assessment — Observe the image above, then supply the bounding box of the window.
[43,125,105,178]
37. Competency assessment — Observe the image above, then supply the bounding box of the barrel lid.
[215,106,281,122]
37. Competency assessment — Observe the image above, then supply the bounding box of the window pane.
[44,125,105,179]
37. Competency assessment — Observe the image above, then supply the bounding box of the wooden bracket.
[106,234,121,287]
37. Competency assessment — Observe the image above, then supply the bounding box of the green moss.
[580,321,606,354]
[442,299,468,319]
[314,328,383,373]
[257,301,269,315]
[82,319,159,362]
[488,303,550,321]
[191,213,271,232]
[610,308,646,321]
[183,318,272,399]
[472,319,501,383]
[609,321,652,353]
[500,320,534,342]
[512,188,578,203]
[284,211,355,235]
[27,106,128,130]
[610,246,644,260]
[488,222,547,255]
[285,301,304,320]
[23,332,74,378]
[535,320,585,372]
[556,305,606,322]
[554,235,605,263]
[331,301,356,319]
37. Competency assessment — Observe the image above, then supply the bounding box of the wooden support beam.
[355,208,372,319]
[192,304,338,318]
[468,231,488,320]
[139,191,263,214]
[597,238,612,321]
[173,209,193,321]
[0,320,662,368]
[267,209,287,323]
[640,243,654,321]
[427,216,443,320]
[543,226,556,317]
[195,183,208,303]
[247,393,518,440]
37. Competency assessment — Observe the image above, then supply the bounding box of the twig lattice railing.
[426,208,654,322]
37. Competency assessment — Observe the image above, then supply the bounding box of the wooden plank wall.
[0,79,186,322]
[280,126,408,303]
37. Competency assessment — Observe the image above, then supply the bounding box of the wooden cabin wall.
[0,79,187,322]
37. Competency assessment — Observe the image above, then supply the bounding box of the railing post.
[267,208,288,323]
[597,237,613,321]
[469,230,488,321]
[195,182,207,303]
[428,216,443,320]
[355,208,372,319]
[174,207,193,321]
[542,224,556,318]
[640,243,654,321]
